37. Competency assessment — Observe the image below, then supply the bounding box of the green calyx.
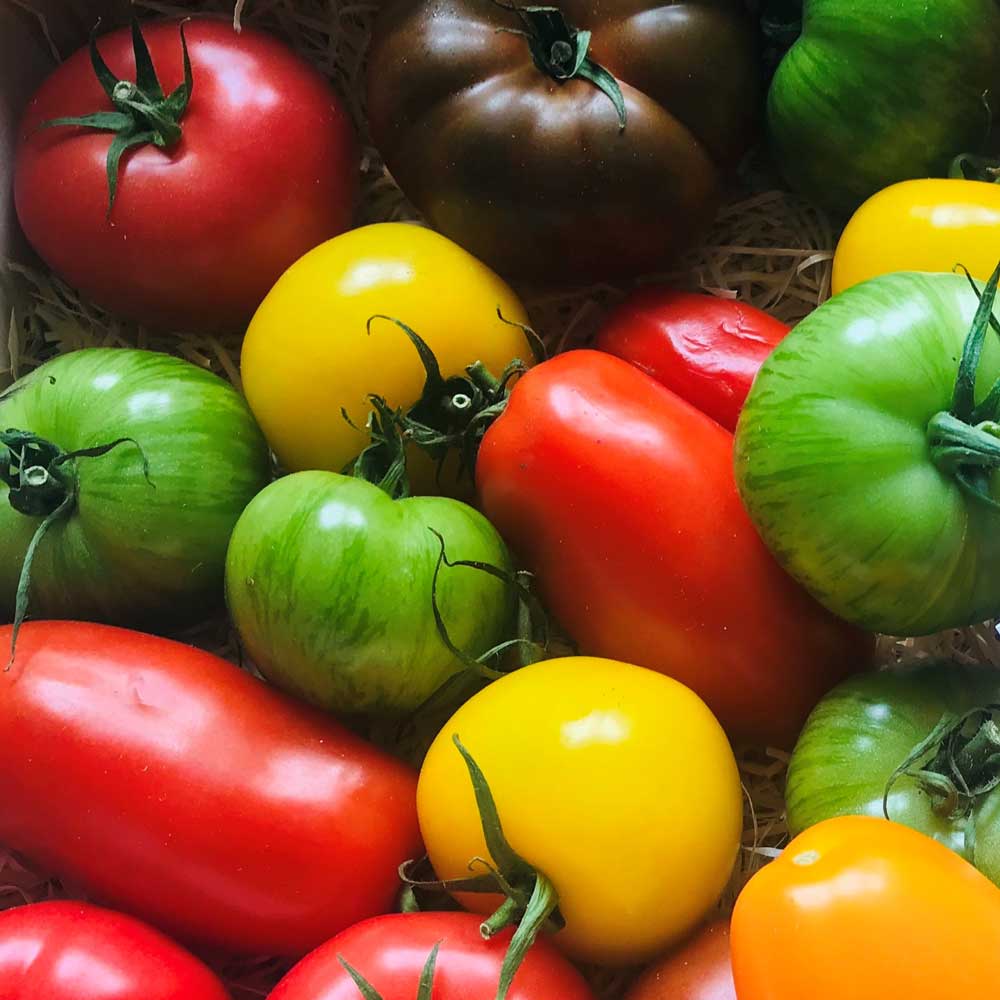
[348,313,542,498]
[1,430,152,666]
[39,18,194,214]
[493,1,626,130]
[884,706,1000,863]
[949,153,1000,184]
[927,260,1000,507]
[339,942,442,1000]
[401,736,563,1000]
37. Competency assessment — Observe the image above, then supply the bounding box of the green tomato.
[0,349,270,629]
[225,471,516,715]
[787,662,1000,885]
[768,0,1000,213]
[735,271,1000,635]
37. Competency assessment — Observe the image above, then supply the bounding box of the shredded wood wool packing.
[2,1,999,997]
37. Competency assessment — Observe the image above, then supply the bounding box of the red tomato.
[626,921,735,1000]
[269,912,595,1000]
[476,351,872,747]
[0,901,229,1000]
[595,290,789,431]
[14,17,357,332]
[0,622,421,957]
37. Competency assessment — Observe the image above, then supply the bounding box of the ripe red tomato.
[269,912,596,1000]
[0,622,421,957]
[476,351,872,747]
[14,17,357,332]
[595,290,789,431]
[0,901,229,1000]
[626,921,735,1000]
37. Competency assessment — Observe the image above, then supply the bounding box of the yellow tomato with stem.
[832,177,1000,294]
[240,223,533,493]
[416,657,742,972]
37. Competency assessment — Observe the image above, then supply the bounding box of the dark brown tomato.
[367,0,758,284]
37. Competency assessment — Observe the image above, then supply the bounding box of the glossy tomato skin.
[14,17,357,332]
[735,272,1000,635]
[226,471,515,715]
[786,662,1000,884]
[418,657,743,966]
[241,223,532,491]
[625,921,734,1000]
[0,349,271,629]
[595,290,788,431]
[0,901,229,1000]
[368,0,759,283]
[0,622,421,957]
[477,351,871,747]
[731,816,1000,1000]
[270,912,595,1000]
[768,1,1000,213]
[832,179,1000,294]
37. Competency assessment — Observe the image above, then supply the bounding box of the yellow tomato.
[240,223,532,490]
[833,178,1000,294]
[417,656,743,967]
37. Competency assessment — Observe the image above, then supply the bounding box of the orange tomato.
[731,816,1000,1000]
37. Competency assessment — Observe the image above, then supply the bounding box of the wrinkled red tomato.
[0,901,229,1000]
[270,912,596,1000]
[476,351,872,747]
[14,17,357,332]
[0,622,421,957]
[596,290,788,431]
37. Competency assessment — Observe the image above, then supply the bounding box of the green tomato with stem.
[735,266,1000,635]
[787,661,1000,886]
[0,349,270,638]
[225,469,517,717]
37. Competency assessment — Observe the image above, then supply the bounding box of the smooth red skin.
[476,351,873,748]
[270,912,596,1000]
[14,17,358,332]
[0,622,421,958]
[595,290,789,432]
[626,921,734,1000]
[0,901,229,1000]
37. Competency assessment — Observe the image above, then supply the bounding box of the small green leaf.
[131,17,165,101]
[164,21,195,118]
[569,29,591,76]
[416,943,442,1000]
[575,59,627,130]
[493,875,560,1000]
[452,735,537,883]
[337,957,384,1000]
[88,22,121,101]
[105,128,157,214]
[37,112,133,134]
[952,259,1000,422]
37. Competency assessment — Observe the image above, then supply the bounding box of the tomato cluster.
[5,5,1000,1000]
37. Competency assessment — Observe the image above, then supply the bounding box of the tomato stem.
[37,18,194,214]
[927,259,1000,506]
[950,153,1000,184]
[491,1,626,130]
[1,430,153,666]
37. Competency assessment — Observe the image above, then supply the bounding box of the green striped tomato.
[225,471,516,716]
[0,349,270,629]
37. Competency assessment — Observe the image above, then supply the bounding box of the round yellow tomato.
[417,656,743,967]
[833,178,1000,294]
[241,223,533,490]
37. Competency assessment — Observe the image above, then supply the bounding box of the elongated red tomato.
[0,901,229,1000]
[0,622,421,957]
[270,912,595,1000]
[476,351,872,747]
[595,290,789,431]
[14,17,357,332]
